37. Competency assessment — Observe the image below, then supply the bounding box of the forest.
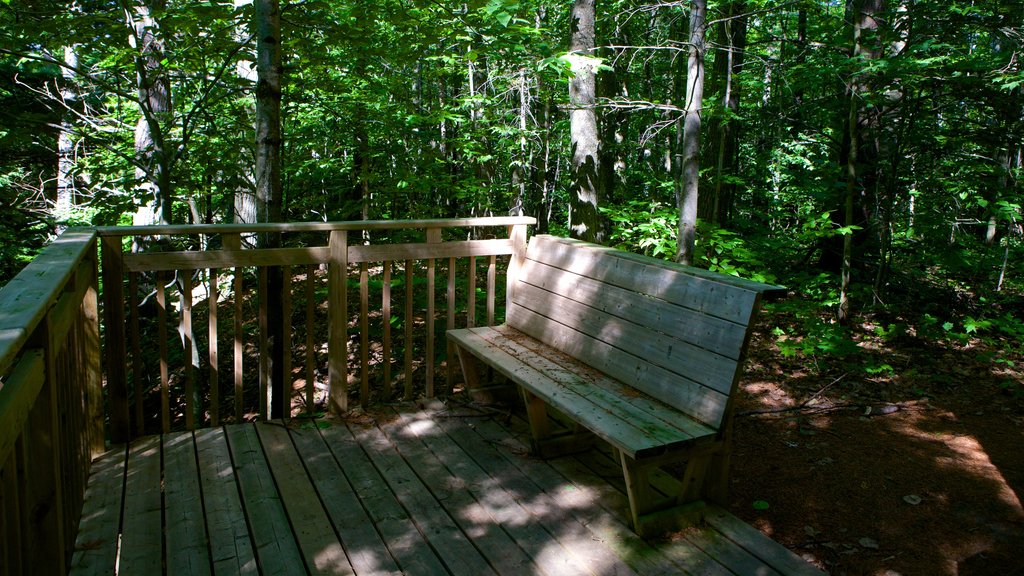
[2,0,1024,573]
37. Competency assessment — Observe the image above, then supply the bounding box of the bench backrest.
[507,235,784,431]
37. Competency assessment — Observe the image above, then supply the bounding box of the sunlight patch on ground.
[400,416,438,437]
[897,413,1023,514]
[745,381,799,410]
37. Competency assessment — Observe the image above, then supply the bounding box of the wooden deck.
[69,403,821,576]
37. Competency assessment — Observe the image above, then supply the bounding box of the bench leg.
[454,345,510,405]
[519,388,595,457]
[620,451,711,537]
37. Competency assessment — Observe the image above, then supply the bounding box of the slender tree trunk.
[128,0,173,231]
[233,0,258,242]
[254,0,285,418]
[839,0,884,321]
[675,0,707,266]
[55,44,78,234]
[568,0,605,242]
[703,1,747,226]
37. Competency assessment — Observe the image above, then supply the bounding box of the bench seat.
[448,234,786,536]
[449,324,719,459]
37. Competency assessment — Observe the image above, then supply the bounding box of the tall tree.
[254,0,286,417]
[568,0,606,242]
[55,43,78,233]
[839,0,884,321]
[127,0,174,229]
[675,0,707,265]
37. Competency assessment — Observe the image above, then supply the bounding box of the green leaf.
[752,500,770,511]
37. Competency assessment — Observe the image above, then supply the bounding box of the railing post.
[83,242,105,457]
[328,230,348,413]
[100,235,130,443]
[425,228,441,398]
[25,318,67,575]
[506,223,529,307]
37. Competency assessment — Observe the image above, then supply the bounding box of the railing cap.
[95,217,537,237]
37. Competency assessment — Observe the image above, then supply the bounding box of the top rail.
[0,228,97,375]
[94,216,537,237]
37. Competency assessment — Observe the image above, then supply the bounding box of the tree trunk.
[568,0,605,243]
[839,0,885,321]
[675,0,707,266]
[55,44,78,234]
[702,1,747,226]
[129,0,173,231]
[254,0,285,418]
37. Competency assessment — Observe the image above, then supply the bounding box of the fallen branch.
[737,401,924,418]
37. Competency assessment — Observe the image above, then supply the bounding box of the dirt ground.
[727,319,1024,576]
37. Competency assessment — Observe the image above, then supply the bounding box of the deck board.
[69,405,824,576]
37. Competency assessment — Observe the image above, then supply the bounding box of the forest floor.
[727,311,1024,576]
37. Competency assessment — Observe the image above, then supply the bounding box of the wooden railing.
[0,217,532,574]
[0,229,105,576]
[97,217,533,442]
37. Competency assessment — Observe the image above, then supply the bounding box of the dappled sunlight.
[896,413,1023,514]
[744,380,799,411]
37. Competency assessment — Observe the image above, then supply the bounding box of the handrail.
[0,217,534,576]
[94,216,536,236]
[0,228,104,575]
[0,229,97,375]
[99,217,534,440]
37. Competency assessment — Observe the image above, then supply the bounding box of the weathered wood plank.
[0,228,95,376]
[504,306,730,428]
[382,262,393,399]
[183,272,196,430]
[446,257,456,393]
[119,436,163,575]
[68,446,126,576]
[349,238,513,264]
[123,247,330,272]
[128,272,144,436]
[377,410,542,575]
[209,269,220,426]
[486,256,496,326]
[304,265,317,415]
[414,410,640,576]
[157,271,170,434]
[403,260,414,400]
[289,424,403,576]
[164,432,212,576]
[99,233,130,442]
[525,235,776,322]
[194,427,257,576]
[511,278,740,394]
[317,423,449,575]
[258,268,269,420]
[467,256,477,328]
[449,327,716,458]
[465,414,691,576]
[97,217,536,237]
[328,231,348,413]
[360,263,370,406]
[347,419,498,576]
[517,258,748,360]
[0,350,44,466]
[225,424,305,575]
[425,229,441,398]
[282,267,293,414]
[703,506,825,575]
[256,422,352,575]
[225,234,244,423]
[561,444,735,576]
[487,326,719,442]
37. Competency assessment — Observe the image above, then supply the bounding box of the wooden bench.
[448,234,787,537]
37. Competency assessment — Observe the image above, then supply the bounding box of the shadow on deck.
[69,402,819,576]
